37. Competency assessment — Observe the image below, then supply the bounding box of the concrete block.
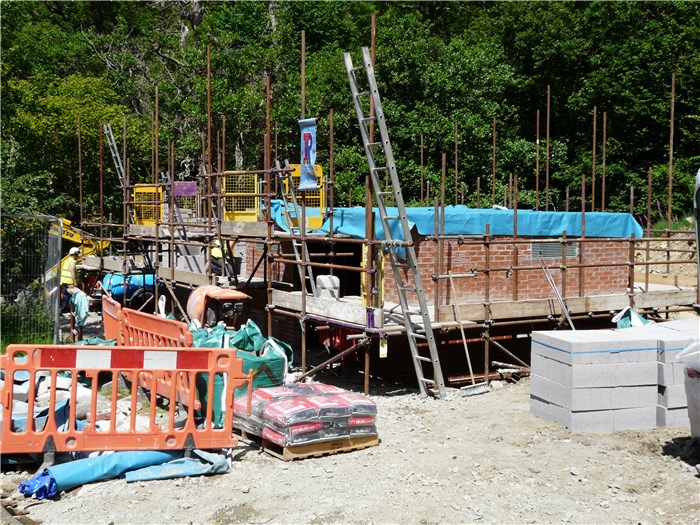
[656,405,690,428]
[531,353,657,388]
[531,330,657,365]
[531,395,656,432]
[531,374,656,411]
[612,406,657,431]
[661,318,700,339]
[657,361,687,386]
[657,384,688,409]
[622,323,695,363]
[530,395,565,425]
[531,395,614,432]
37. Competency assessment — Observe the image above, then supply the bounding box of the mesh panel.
[133,185,163,224]
[223,173,259,221]
[176,196,196,213]
[1,214,61,349]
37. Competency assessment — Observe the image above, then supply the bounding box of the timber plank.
[271,290,367,325]
[234,428,379,461]
[440,289,698,322]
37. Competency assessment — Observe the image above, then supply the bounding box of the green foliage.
[2,1,699,222]
[1,298,54,354]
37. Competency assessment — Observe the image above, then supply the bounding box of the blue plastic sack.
[19,470,58,500]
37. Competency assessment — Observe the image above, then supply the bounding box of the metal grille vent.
[531,242,577,259]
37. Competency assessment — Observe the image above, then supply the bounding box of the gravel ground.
[2,375,699,525]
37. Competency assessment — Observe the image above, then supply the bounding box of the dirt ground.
[2,369,699,525]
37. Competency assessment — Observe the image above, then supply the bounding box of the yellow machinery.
[47,219,109,302]
[132,184,164,225]
[283,164,325,230]
[49,219,110,259]
[223,171,259,222]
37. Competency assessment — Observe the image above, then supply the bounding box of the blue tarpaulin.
[125,449,230,482]
[19,450,179,499]
[269,201,643,240]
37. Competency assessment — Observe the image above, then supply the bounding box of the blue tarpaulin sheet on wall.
[269,201,643,240]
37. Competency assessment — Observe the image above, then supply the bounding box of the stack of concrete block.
[530,330,659,432]
[623,319,699,428]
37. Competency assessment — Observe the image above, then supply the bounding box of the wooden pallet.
[233,428,379,461]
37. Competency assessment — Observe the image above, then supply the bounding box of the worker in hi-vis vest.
[211,239,223,276]
[60,247,81,311]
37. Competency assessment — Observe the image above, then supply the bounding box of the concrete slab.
[657,384,688,409]
[656,405,691,428]
[661,318,700,339]
[657,361,687,387]
[530,374,657,411]
[531,330,657,365]
[531,352,657,388]
[530,396,655,432]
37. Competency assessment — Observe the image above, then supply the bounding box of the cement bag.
[677,339,700,437]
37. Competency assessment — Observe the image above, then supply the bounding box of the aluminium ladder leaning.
[344,47,446,397]
[276,161,317,296]
[103,123,126,190]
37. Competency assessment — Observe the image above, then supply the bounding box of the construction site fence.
[0,214,63,350]
[0,344,253,459]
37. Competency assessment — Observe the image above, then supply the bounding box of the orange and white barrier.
[122,308,193,347]
[101,295,124,344]
[0,344,252,458]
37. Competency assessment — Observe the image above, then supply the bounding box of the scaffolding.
[70,46,699,397]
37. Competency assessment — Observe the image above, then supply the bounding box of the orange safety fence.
[0,344,253,458]
[101,295,124,344]
[120,308,198,408]
[122,308,193,347]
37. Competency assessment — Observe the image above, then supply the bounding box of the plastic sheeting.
[270,201,644,240]
[70,289,89,327]
[125,449,230,482]
[48,450,179,492]
[19,450,179,499]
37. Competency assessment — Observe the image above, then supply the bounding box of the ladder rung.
[372,166,388,172]
[378,191,393,197]
[357,91,370,98]
[415,355,431,363]
[410,333,427,340]
[420,377,436,385]
[398,285,417,292]
[361,116,376,123]
[351,65,364,73]
[384,216,400,221]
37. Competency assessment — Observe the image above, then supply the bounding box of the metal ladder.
[103,123,126,189]
[344,47,446,397]
[277,161,317,296]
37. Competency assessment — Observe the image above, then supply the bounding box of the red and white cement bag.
[306,394,352,418]
[348,415,377,436]
[262,426,324,447]
[262,397,318,428]
[288,382,347,396]
[334,391,377,415]
[254,385,299,402]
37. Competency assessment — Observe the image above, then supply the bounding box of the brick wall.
[383,234,630,306]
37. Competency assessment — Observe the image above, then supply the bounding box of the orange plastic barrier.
[119,308,198,407]
[101,295,124,344]
[0,344,252,458]
[122,308,193,347]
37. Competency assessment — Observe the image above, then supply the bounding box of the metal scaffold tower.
[344,47,446,397]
